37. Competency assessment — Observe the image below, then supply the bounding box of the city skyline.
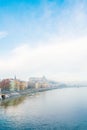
[0,0,87,82]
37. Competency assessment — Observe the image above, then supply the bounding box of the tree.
[0,79,10,91]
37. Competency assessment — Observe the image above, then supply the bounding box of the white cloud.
[0,36,87,82]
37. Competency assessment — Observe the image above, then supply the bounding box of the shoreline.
[0,85,85,102]
[0,87,58,101]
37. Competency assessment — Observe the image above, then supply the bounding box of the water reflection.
[0,95,27,108]
[0,92,41,109]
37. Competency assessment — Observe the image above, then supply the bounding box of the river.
[0,87,87,130]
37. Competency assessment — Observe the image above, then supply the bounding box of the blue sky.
[0,0,87,81]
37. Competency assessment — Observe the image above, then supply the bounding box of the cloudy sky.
[0,0,87,82]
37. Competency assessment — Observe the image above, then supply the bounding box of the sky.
[0,0,87,82]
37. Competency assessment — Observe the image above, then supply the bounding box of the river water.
[0,87,87,130]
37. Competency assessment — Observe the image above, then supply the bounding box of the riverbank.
[0,87,58,101]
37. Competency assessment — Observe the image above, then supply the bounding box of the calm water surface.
[0,87,87,130]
